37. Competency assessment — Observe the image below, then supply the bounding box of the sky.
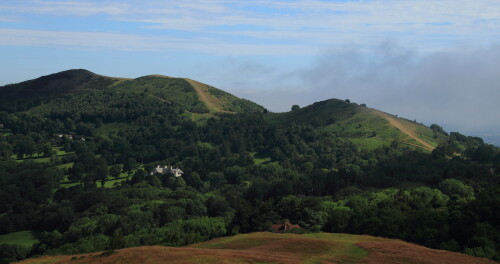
[1,0,500,145]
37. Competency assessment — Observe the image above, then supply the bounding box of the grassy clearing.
[13,146,74,164]
[54,147,72,156]
[56,162,74,170]
[250,152,272,165]
[0,230,39,246]
[190,232,371,263]
[348,137,390,150]
[181,111,215,125]
[100,176,129,188]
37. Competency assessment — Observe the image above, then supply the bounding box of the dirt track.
[373,110,435,151]
[185,79,229,113]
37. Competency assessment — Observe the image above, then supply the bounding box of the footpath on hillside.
[373,110,435,151]
[185,79,230,113]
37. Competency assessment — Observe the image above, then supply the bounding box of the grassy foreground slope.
[17,232,496,264]
[267,99,446,151]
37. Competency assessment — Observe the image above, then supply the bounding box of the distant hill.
[267,99,447,151]
[0,69,449,151]
[0,69,264,116]
[16,232,496,264]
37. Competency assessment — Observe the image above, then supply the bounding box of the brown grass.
[357,241,497,264]
[16,232,497,264]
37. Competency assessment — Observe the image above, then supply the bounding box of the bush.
[0,244,31,264]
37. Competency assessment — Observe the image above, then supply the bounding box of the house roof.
[271,221,301,232]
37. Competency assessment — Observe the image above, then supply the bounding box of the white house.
[151,165,184,177]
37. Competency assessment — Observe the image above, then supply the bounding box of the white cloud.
[1,0,500,54]
[0,0,129,16]
[0,28,316,55]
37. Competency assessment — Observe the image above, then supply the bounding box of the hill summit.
[267,98,446,151]
[0,69,264,115]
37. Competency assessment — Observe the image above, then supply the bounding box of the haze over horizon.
[1,0,499,145]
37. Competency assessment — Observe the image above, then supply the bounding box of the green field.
[0,230,39,246]
[13,146,74,163]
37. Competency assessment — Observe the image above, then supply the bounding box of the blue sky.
[1,0,500,144]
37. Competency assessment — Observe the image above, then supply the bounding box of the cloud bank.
[208,44,500,141]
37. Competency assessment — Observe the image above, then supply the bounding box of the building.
[151,165,184,177]
[270,221,301,232]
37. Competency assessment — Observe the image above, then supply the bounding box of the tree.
[123,158,137,175]
[291,105,300,111]
[439,179,474,204]
[93,164,109,186]
[430,124,447,135]
[109,165,122,179]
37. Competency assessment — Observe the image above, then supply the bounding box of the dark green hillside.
[0,69,125,112]
[267,98,358,125]
[267,99,447,151]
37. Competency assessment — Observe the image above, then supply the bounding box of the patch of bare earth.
[185,79,230,113]
[357,241,497,264]
[372,110,435,151]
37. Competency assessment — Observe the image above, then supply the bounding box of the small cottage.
[151,165,184,177]
[270,221,301,232]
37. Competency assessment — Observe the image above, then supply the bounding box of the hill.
[0,70,445,150]
[0,69,264,117]
[266,99,447,151]
[16,232,496,264]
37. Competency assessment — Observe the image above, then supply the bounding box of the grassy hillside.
[267,99,447,151]
[17,232,496,264]
[0,230,39,247]
[1,69,441,150]
[186,78,264,113]
[1,69,264,124]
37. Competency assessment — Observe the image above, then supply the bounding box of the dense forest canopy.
[0,70,499,263]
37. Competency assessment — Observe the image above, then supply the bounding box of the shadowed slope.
[0,69,124,111]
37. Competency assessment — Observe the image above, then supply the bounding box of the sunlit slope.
[18,232,495,264]
[266,99,447,151]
